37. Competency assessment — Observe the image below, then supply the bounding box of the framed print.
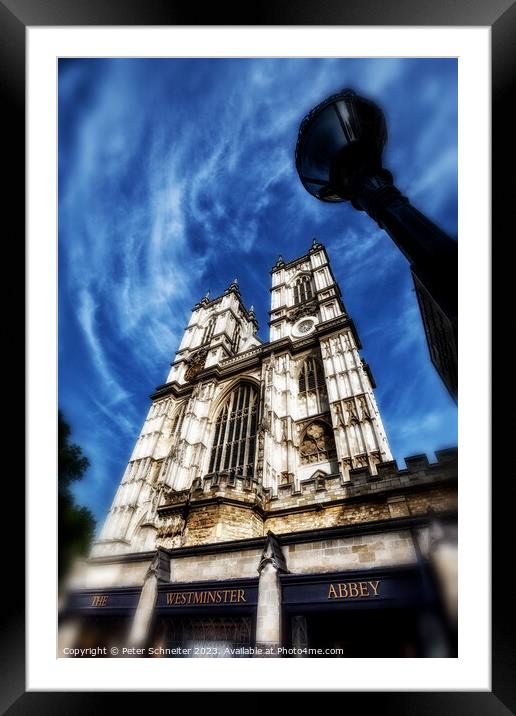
[6,0,511,711]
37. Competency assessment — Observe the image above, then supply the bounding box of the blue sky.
[58,58,458,530]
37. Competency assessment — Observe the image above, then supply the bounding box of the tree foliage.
[58,410,96,581]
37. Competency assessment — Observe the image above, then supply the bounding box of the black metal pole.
[351,169,458,401]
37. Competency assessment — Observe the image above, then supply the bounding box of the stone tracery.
[299,420,337,465]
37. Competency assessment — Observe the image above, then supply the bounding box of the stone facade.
[64,239,458,658]
[90,240,397,559]
[73,448,456,589]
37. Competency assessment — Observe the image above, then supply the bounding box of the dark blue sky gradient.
[58,58,458,528]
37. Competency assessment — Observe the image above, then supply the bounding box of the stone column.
[127,548,169,650]
[427,520,458,628]
[255,531,287,657]
[413,520,457,657]
[291,615,308,657]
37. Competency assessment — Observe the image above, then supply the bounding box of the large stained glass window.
[208,383,258,477]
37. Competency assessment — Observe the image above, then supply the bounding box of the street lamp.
[295,88,458,402]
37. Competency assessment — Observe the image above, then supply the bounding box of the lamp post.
[295,88,458,401]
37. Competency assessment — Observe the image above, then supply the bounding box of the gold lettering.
[358,581,369,597]
[338,583,348,598]
[91,595,108,607]
[328,584,338,599]
[165,587,252,606]
[368,580,380,596]
[348,582,359,597]
[327,581,382,600]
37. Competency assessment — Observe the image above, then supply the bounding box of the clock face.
[292,316,317,339]
[298,319,313,333]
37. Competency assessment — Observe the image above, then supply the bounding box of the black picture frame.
[7,0,509,711]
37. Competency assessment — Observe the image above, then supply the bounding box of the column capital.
[144,547,170,583]
[258,531,288,574]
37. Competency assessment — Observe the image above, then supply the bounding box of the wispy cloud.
[59,57,458,522]
[76,289,130,405]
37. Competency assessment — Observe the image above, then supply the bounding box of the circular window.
[292,318,316,338]
[298,320,314,333]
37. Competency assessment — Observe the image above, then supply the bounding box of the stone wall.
[264,503,388,535]
[68,558,152,589]
[170,548,263,582]
[282,530,417,574]
[173,449,457,545]
[167,528,418,584]
[264,486,456,535]
[267,449,457,511]
[183,503,264,546]
[84,449,457,589]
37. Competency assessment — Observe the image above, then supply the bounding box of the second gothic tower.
[269,238,345,342]
[168,278,261,386]
[261,238,391,491]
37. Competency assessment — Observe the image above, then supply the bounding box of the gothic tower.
[264,238,392,494]
[90,239,391,558]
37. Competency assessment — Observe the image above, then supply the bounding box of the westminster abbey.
[60,239,458,658]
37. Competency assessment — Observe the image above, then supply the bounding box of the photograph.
[56,56,459,660]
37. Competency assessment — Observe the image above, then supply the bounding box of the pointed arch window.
[299,356,326,394]
[170,402,186,440]
[208,383,258,477]
[298,355,328,414]
[202,318,216,345]
[231,324,241,354]
[293,275,314,305]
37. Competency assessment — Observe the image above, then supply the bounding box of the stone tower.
[90,239,391,558]
[264,238,391,493]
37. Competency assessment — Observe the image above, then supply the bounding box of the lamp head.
[295,88,387,202]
